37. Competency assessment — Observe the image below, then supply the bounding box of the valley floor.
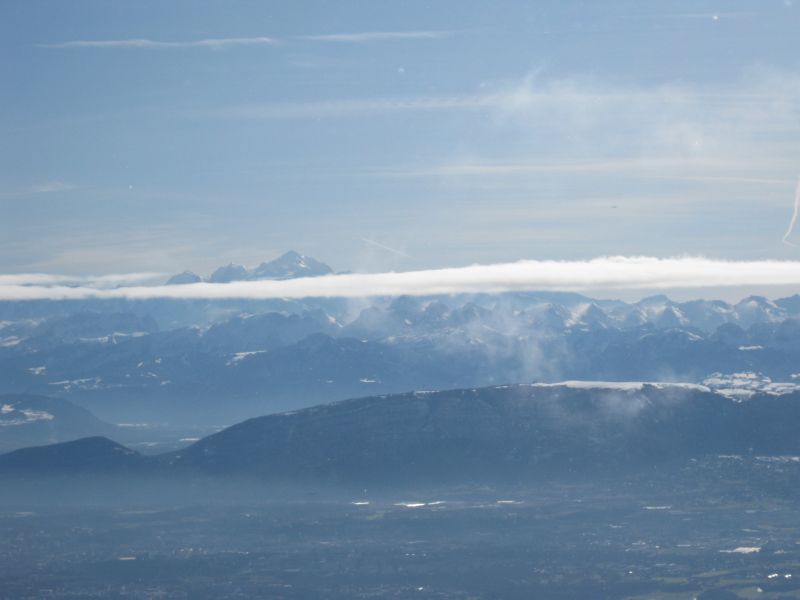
[2,466,800,599]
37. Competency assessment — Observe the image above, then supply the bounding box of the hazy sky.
[2,0,799,277]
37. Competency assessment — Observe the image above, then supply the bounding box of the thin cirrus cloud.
[0,273,164,287]
[40,30,454,50]
[214,94,499,119]
[0,181,75,200]
[28,181,74,194]
[297,30,454,42]
[212,69,800,129]
[3,257,800,301]
[40,36,278,49]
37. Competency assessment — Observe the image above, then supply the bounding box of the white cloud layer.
[3,257,800,301]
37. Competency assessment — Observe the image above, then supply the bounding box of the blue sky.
[1,0,799,277]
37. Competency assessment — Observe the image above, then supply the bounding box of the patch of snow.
[0,406,54,426]
[227,350,268,366]
[755,455,800,464]
[720,546,761,554]
[704,372,800,399]
[21,409,53,421]
[48,377,103,391]
[529,381,710,392]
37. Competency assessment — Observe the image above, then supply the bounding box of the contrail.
[361,238,411,258]
[782,176,800,246]
[3,257,800,301]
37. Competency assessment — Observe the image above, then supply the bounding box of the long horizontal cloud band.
[3,257,800,301]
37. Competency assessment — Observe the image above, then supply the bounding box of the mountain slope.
[6,382,800,484]
[159,383,800,484]
[0,394,118,453]
[0,436,145,475]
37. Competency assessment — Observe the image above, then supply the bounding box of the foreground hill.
[5,382,800,485]
[7,383,800,485]
[0,436,144,475]
[163,382,800,483]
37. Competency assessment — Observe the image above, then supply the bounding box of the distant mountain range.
[3,383,800,484]
[166,250,333,285]
[3,251,800,428]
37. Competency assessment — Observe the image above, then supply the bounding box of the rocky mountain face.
[177,250,334,285]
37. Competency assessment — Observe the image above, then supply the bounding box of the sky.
[2,0,800,283]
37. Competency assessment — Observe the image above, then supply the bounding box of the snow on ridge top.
[0,405,55,426]
[528,381,711,392]
[226,350,268,366]
[720,546,761,555]
[703,371,800,399]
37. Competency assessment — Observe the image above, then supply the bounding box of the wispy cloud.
[618,12,758,21]
[361,238,411,258]
[210,68,800,138]
[42,30,452,50]
[41,37,278,49]
[0,272,163,287]
[0,182,75,200]
[213,94,497,119]
[298,30,454,43]
[28,181,74,194]
[4,257,800,301]
[384,158,799,183]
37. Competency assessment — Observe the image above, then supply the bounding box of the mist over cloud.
[3,257,800,301]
